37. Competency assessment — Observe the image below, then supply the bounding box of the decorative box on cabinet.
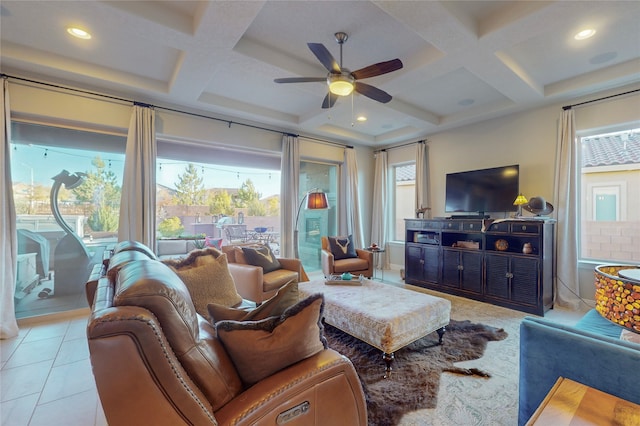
[405,218,554,315]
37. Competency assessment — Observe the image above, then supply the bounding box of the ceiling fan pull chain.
[351,91,355,127]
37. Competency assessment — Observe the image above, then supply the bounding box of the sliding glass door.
[298,161,338,272]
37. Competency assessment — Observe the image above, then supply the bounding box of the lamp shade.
[306,191,329,210]
[513,194,528,206]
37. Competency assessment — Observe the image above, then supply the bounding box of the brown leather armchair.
[222,245,302,304]
[321,236,373,278]
[86,241,367,426]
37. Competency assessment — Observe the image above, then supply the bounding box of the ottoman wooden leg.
[437,326,446,344]
[383,352,394,379]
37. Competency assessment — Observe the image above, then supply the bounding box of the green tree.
[247,199,266,216]
[234,179,261,209]
[174,163,206,206]
[266,196,280,216]
[208,190,235,216]
[73,157,121,206]
[72,156,121,231]
[158,216,184,238]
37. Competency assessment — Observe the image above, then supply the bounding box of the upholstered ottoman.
[299,278,451,376]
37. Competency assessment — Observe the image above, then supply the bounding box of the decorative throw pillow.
[207,280,298,323]
[165,251,243,319]
[204,236,223,249]
[216,294,327,386]
[241,244,282,273]
[328,235,357,260]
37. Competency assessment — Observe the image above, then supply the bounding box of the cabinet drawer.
[423,221,442,230]
[512,223,540,234]
[462,221,482,231]
[405,220,423,229]
[487,222,509,233]
[443,221,461,230]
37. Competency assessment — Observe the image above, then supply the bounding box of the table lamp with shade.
[513,193,528,217]
[294,190,329,258]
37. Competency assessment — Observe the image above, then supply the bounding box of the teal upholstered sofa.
[518,311,640,425]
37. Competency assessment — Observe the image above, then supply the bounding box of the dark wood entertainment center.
[405,218,554,315]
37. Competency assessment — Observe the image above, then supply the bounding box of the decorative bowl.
[254,227,268,233]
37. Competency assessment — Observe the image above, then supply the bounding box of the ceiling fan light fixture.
[328,73,355,96]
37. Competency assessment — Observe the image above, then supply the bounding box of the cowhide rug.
[323,319,508,426]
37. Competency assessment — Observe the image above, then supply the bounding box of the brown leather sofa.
[86,241,367,426]
[320,236,373,279]
[222,245,302,304]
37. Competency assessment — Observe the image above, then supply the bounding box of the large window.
[393,163,416,241]
[10,122,125,318]
[155,154,281,252]
[579,128,640,262]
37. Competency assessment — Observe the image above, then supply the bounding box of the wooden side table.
[527,377,640,425]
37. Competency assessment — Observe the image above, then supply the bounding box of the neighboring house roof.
[396,164,416,182]
[582,131,640,167]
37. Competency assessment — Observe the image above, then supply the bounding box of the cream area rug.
[395,286,527,426]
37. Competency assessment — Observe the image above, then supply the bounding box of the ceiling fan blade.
[308,43,341,73]
[322,92,339,109]
[354,82,393,103]
[274,77,326,83]
[352,59,403,80]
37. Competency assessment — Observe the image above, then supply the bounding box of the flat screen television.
[445,165,519,217]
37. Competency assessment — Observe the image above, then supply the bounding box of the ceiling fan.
[274,32,403,109]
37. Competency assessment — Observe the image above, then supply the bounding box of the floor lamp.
[294,189,329,258]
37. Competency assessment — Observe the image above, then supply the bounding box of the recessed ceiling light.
[574,29,596,40]
[67,27,91,40]
[356,116,367,122]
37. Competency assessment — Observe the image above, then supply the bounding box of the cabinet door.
[461,251,483,293]
[422,245,440,283]
[511,256,539,305]
[441,249,461,288]
[485,253,510,299]
[406,244,424,281]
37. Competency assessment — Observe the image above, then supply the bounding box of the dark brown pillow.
[241,245,282,273]
[207,280,298,323]
[328,235,357,260]
[216,294,327,386]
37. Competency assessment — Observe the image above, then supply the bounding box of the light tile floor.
[1,269,591,425]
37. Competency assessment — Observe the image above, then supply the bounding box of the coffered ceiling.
[1,1,639,146]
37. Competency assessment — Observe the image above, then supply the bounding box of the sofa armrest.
[277,258,302,275]
[356,249,373,262]
[518,317,640,426]
[88,305,216,425]
[214,349,367,425]
[320,249,334,277]
[228,263,264,302]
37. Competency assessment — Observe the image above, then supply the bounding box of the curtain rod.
[298,134,354,149]
[374,139,425,154]
[1,73,350,147]
[563,88,640,110]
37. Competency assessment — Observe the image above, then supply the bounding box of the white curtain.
[553,109,580,309]
[1,78,19,338]
[415,141,430,215]
[371,150,389,269]
[340,148,364,248]
[118,105,157,249]
[280,134,299,258]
